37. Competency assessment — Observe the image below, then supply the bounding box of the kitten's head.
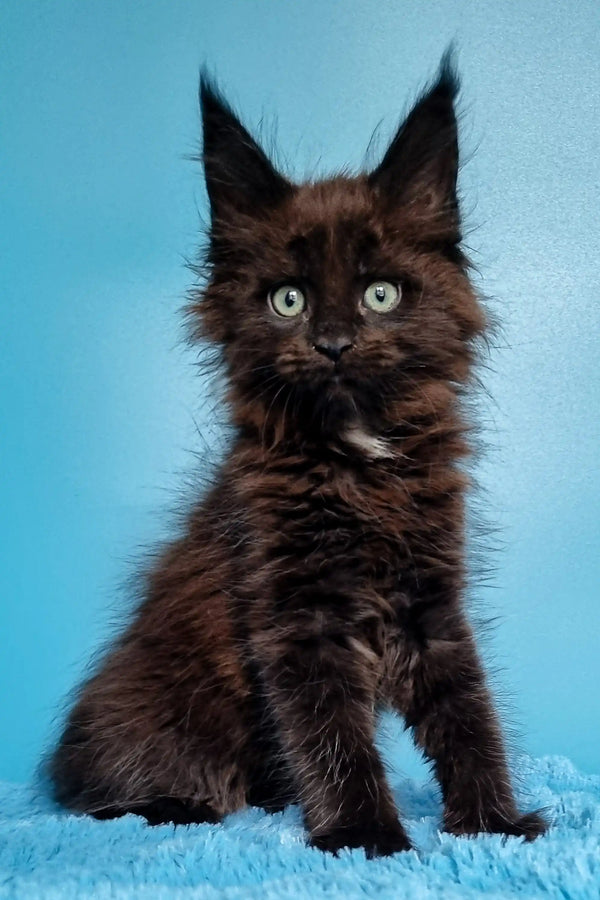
[191,55,485,441]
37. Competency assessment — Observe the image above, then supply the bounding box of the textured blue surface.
[1,735,599,899]
[1,0,599,785]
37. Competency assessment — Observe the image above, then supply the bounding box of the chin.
[309,380,355,425]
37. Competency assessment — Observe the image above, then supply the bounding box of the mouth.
[321,369,356,405]
[329,355,351,378]
[325,367,345,387]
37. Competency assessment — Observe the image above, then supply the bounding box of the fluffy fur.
[49,55,546,856]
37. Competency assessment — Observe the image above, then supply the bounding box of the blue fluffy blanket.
[1,725,598,898]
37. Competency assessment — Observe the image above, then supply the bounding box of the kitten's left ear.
[369,52,460,233]
[200,72,293,225]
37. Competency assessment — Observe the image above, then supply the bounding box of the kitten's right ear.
[200,73,293,226]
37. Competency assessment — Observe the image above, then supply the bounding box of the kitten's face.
[233,182,411,393]
[194,61,485,433]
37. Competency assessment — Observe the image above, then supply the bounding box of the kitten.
[49,55,546,856]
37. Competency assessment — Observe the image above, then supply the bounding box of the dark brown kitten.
[49,57,546,856]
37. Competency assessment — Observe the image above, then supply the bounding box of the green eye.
[269,285,306,318]
[363,281,401,313]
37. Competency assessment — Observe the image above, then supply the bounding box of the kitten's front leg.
[395,609,546,841]
[252,627,411,857]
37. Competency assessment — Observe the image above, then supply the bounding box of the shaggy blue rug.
[1,722,598,899]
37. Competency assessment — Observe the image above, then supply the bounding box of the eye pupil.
[375,285,386,301]
[285,290,296,307]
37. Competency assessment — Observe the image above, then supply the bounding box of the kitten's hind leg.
[244,703,298,813]
[246,763,296,813]
[393,610,547,841]
[91,797,221,826]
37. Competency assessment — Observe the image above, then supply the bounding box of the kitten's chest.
[237,444,464,593]
[237,449,464,665]
[244,452,418,572]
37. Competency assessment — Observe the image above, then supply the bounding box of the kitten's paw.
[93,797,221,826]
[446,809,547,842]
[310,821,412,858]
[503,811,548,841]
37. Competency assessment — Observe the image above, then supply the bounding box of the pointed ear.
[368,53,460,234]
[200,73,293,226]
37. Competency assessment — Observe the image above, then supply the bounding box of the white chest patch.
[341,424,392,459]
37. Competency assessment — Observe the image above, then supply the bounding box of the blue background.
[1,0,599,785]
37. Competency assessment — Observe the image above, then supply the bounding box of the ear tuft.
[434,45,460,106]
[199,69,293,227]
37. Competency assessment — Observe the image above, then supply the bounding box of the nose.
[313,338,353,363]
